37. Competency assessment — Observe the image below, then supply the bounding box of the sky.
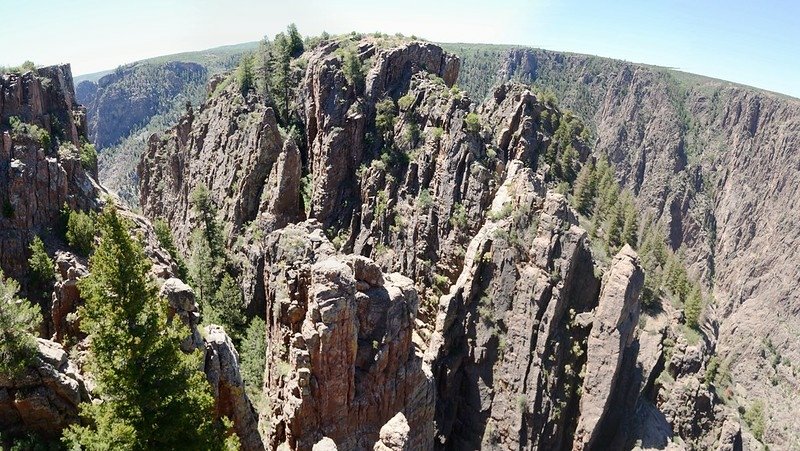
[2,0,799,97]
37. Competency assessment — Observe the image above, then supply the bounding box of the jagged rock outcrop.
[573,245,644,450]
[160,277,204,351]
[50,251,88,343]
[138,79,299,253]
[139,39,666,450]
[258,221,433,450]
[204,325,263,451]
[374,412,411,451]
[491,48,800,444]
[303,40,459,228]
[0,339,89,437]
[0,65,101,281]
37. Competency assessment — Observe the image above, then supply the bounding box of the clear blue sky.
[2,0,798,97]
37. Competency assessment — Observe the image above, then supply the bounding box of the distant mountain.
[74,42,258,203]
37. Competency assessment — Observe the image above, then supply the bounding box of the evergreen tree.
[605,202,624,252]
[237,55,255,95]
[571,162,596,214]
[62,206,233,450]
[286,23,304,57]
[239,317,266,411]
[207,273,247,341]
[560,145,579,183]
[28,236,54,297]
[621,194,639,247]
[0,272,41,377]
[270,32,292,122]
[256,38,272,99]
[684,284,704,329]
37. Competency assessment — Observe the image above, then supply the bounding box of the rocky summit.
[1,26,798,451]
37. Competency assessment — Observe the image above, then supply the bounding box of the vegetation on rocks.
[0,272,41,378]
[66,209,97,255]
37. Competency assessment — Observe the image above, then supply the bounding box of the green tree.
[341,46,364,89]
[286,23,304,57]
[571,162,596,214]
[605,203,624,252]
[237,55,255,95]
[0,272,42,377]
[684,284,703,329]
[80,142,98,171]
[559,145,579,182]
[464,113,481,133]
[239,317,266,411]
[62,206,233,450]
[28,236,54,295]
[207,273,247,341]
[620,194,638,247]
[66,209,97,255]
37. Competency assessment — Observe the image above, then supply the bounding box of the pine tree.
[62,206,233,449]
[207,273,247,341]
[286,23,304,57]
[270,32,292,122]
[28,236,54,297]
[239,317,266,411]
[0,272,41,377]
[560,145,579,183]
[684,284,704,329]
[571,162,596,214]
[621,194,639,248]
[605,202,624,253]
[237,55,255,95]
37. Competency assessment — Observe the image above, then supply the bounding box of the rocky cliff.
[136,36,715,450]
[0,65,100,282]
[488,48,800,448]
[0,65,260,446]
[76,61,208,203]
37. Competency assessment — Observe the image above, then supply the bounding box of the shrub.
[465,113,481,133]
[743,400,766,441]
[375,98,397,135]
[66,209,97,255]
[0,272,41,378]
[450,202,467,228]
[418,189,433,211]
[340,46,364,88]
[28,236,54,290]
[79,142,97,171]
[9,116,50,148]
[398,94,415,111]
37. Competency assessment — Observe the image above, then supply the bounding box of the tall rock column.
[573,244,644,450]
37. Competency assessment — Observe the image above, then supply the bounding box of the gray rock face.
[50,251,88,343]
[258,222,433,451]
[493,48,800,444]
[138,81,295,254]
[573,245,644,450]
[203,325,263,451]
[0,65,100,281]
[77,62,207,149]
[303,40,459,229]
[0,339,89,437]
[160,277,203,351]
